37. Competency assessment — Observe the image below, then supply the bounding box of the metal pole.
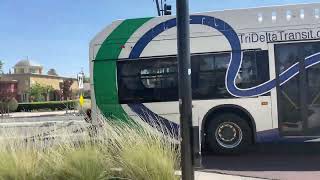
[155,0,161,16]
[176,0,194,180]
[160,0,164,16]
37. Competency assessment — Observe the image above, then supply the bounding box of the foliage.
[0,113,180,180]
[7,98,18,112]
[0,89,16,103]
[17,100,77,112]
[0,98,18,113]
[0,60,3,74]
[0,82,18,112]
[30,83,44,102]
[84,76,90,83]
[71,90,79,100]
[60,79,74,100]
[29,83,54,102]
[53,89,63,101]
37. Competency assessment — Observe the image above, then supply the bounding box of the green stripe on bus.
[93,17,152,119]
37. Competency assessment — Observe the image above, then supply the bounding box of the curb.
[175,171,267,180]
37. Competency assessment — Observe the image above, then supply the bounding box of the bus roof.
[90,3,320,60]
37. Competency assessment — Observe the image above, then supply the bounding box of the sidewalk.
[0,111,83,124]
[5,110,77,118]
[194,171,264,180]
[176,171,265,180]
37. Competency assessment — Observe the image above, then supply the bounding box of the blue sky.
[0,0,318,77]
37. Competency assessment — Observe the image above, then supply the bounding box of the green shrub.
[7,98,18,112]
[46,147,110,180]
[0,151,46,180]
[0,113,180,180]
[0,102,6,113]
[17,100,77,112]
[0,98,19,113]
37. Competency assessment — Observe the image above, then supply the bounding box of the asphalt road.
[203,142,320,180]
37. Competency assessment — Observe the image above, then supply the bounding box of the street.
[203,142,320,180]
[0,112,88,138]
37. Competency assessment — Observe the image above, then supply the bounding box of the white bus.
[90,3,320,154]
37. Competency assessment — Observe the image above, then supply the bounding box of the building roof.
[0,80,18,84]
[14,60,42,67]
[2,73,77,80]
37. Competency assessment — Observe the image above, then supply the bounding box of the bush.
[0,113,180,180]
[0,98,18,113]
[7,98,18,112]
[17,100,77,112]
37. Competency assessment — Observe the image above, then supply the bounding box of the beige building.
[13,60,43,74]
[2,60,78,102]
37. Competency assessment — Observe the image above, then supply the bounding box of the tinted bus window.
[117,57,178,103]
[117,50,270,103]
[192,50,270,99]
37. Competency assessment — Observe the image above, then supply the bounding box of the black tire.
[205,113,252,154]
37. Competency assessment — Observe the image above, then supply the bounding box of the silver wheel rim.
[215,122,243,149]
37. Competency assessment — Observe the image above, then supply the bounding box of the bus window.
[191,53,230,99]
[237,50,270,89]
[117,57,178,103]
[192,50,270,100]
[118,50,270,103]
[141,65,177,89]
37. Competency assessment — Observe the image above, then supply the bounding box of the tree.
[29,83,45,102]
[0,97,18,113]
[84,75,90,83]
[47,68,58,76]
[0,60,4,74]
[29,83,54,102]
[0,86,18,113]
[53,89,62,101]
[60,79,74,100]
[0,90,16,103]
[44,85,54,101]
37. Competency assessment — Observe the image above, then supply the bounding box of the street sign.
[79,95,84,107]
[77,73,84,89]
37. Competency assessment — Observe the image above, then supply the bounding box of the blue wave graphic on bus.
[129,15,320,97]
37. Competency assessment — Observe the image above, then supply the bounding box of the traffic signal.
[164,4,172,15]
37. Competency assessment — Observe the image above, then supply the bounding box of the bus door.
[275,41,320,136]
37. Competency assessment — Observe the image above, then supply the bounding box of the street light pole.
[176,0,194,180]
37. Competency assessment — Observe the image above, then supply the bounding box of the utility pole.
[154,0,171,16]
[155,0,161,16]
[160,0,164,15]
[176,0,194,179]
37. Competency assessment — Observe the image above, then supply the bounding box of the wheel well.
[202,105,257,143]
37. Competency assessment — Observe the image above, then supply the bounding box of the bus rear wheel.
[205,113,252,154]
